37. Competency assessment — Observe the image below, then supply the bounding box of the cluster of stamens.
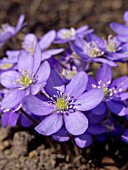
[84,41,104,58]
[59,28,76,40]
[92,80,118,100]
[105,35,121,52]
[49,91,75,114]
[14,69,34,90]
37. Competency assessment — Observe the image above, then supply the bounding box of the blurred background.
[0,0,128,36]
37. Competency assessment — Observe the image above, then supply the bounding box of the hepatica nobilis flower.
[0,14,25,47]
[86,33,128,62]
[23,71,104,136]
[70,37,117,67]
[87,64,128,116]
[6,30,64,63]
[0,44,50,110]
[54,25,94,44]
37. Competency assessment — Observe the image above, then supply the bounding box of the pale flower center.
[14,70,34,90]
[105,35,121,52]
[84,41,104,58]
[59,28,76,40]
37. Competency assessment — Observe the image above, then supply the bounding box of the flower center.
[92,80,116,100]
[84,41,104,58]
[14,70,34,90]
[59,28,76,40]
[56,97,68,110]
[105,35,121,52]
[50,91,75,114]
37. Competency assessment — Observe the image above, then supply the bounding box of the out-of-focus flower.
[54,25,94,44]
[70,37,117,66]
[0,14,25,47]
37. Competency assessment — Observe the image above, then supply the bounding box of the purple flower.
[0,44,50,110]
[54,25,94,44]
[23,71,104,136]
[6,31,64,63]
[70,37,117,66]
[86,33,128,62]
[0,14,25,47]
[87,64,128,116]
[110,11,128,42]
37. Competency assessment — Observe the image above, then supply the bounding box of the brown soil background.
[0,0,128,170]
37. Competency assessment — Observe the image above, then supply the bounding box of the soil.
[0,0,128,170]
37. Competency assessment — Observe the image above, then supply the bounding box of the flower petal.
[20,113,33,127]
[9,111,19,126]
[6,50,20,58]
[110,23,128,35]
[87,125,107,135]
[1,89,25,109]
[65,71,88,98]
[86,112,107,125]
[0,70,20,88]
[15,14,25,33]
[22,95,54,116]
[74,134,92,148]
[110,76,128,92]
[39,30,56,50]
[36,60,50,83]
[122,129,128,144]
[96,64,112,85]
[64,111,88,135]
[18,50,33,72]
[52,127,70,142]
[124,11,128,24]
[75,89,104,111]
[91,102,107,115]
[33,43,42,74]
[117,35,128,42]
[86,75,97,90]
[1,112,10,128]
[93,58,117,67]
[42,48,64,61]
[35,113,63,136]
[106,100,126,116]
[31,84,43,95]
[44,68,64,96]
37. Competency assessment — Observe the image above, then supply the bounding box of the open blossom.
[5,30,64,65]
[70,37,117,67]
[110,11,128,42]
[87,64,128,116]
[86,33,128,62]
[0,44,50,110]
[0,14,25,47]
[23,71,104,136]
[54,25,94,44]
